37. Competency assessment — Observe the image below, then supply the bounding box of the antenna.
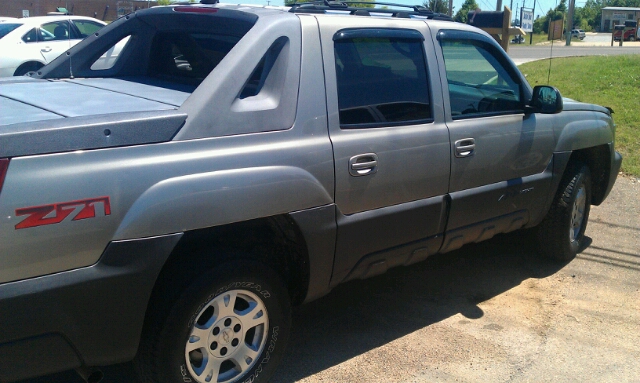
[547,0,558,84]
[67,19,73,79]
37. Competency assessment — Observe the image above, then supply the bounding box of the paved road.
[508,33,640,65]
[509,45,640,65]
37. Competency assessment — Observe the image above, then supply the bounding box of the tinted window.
[440,39,522,118]
[149,32,240,85]
[0,23,20,39]
[334,35,431,128]
[73,20,103,38]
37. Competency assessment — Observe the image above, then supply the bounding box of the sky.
[222,0,574,19]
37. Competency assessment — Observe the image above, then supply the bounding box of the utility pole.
[565,0,575,45]
[497,0,502,11]
[530,0,536,44]
[449,0,453,17]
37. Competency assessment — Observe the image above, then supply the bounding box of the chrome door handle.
[349,153,378,177]
[454,138,475,158]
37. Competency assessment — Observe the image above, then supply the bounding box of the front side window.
[440,38,522,119]
[334,30,432,128]
[40,21,77,41]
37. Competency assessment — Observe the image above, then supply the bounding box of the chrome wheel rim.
[185,289,268,383]
[570,184,587,243]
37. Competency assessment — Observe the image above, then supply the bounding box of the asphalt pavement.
[508,33,640,65]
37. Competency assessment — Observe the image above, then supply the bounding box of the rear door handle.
[41,47,52,53]
[349,153,378,176]
[454,138,475,158]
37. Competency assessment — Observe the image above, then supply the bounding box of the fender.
[113,166,333,240]
[554,112,614,152]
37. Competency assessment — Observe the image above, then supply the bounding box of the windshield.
[0,23,21,39]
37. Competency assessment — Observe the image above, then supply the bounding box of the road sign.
[521,9,533,32]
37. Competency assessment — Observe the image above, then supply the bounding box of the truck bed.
[0,76,194,126]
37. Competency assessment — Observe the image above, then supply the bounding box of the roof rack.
[288,1,454,20]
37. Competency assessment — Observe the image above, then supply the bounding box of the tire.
[14,61,43,76]
[536,162,591,261]
[137,261,291,383]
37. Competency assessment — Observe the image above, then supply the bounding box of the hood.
[0,77,193,127]
[562,97,612,115]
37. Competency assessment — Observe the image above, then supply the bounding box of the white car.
[0,16,106,77]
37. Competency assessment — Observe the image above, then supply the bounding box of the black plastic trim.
[333,28,425,41]
[289,205,337,303]
[0,233,182,382]
[0,110,187,158]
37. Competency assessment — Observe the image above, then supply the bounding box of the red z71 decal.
[15,196,111,230]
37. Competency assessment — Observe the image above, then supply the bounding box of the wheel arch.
[13,60,45,76]
[143,214,311,325]
[566,144,612,206]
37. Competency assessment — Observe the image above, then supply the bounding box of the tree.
[423,0,448,14]
[454,0,479,23]
[157,0,171,5]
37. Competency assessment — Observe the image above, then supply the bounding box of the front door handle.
[454,138,475,158]
[41,47,52,53]
[349,153,378,176]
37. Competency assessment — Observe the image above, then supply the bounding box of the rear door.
[318,17,451,284]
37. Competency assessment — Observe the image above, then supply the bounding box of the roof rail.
[289,1,454,20]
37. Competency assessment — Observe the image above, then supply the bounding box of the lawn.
[519,55,640,177]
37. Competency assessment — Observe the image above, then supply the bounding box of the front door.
[435,30,555,251]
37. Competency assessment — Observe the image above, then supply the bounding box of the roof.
[602,7,640,11]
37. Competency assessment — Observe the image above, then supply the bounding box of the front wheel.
[138,261,291,383]
[536,162,592,261]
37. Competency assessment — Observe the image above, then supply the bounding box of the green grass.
[509,33,554,46]
[519,55,640,177]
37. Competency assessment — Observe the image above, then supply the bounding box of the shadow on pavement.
[21,231,569,383]
[272,231,568,382]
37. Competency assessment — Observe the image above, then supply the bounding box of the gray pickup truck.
[0,2,622,383]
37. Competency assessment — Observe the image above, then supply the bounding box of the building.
[600,7,640,32]
[0,0,159,22]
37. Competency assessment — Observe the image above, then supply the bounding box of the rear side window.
[334,29,432,128]
[73,20,104,38]
[21,28,37,43]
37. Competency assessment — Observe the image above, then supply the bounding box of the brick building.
[0,0,158,22]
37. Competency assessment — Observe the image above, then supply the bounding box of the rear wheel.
[137,261,291,383]
[14,61,43,76]
[536,162,592,261]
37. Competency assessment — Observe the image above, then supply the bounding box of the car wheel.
[536,162,591,261]
[137,261,291,383]
[14,62,43,76]
[630,36,636,41]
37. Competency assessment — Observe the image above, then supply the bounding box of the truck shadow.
[272,230,570,383]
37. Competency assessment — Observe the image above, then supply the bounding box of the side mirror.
[526,85,563,114]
